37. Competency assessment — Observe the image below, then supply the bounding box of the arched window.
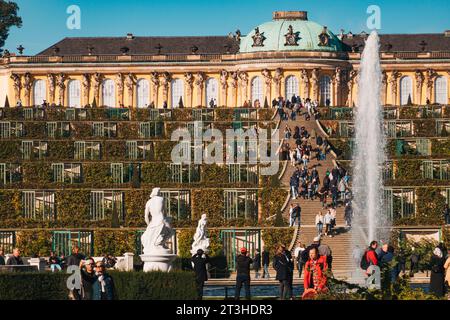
[102,79,116,107]
[171,79,184,108]
[205,78,219,107]
[319,76,332,106]
[400,76,413,106]
[33,80,46,106]
[68,80,81,108]
[435,76,448,105]
[251,76,263,105]
[136,79,150,108]
[285,76,299,101]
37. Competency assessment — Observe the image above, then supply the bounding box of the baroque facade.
[1,11,449,109]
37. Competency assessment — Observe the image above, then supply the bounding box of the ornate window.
[102,79,116,107]
[435,76,448,105]
[68,80,81,108]
[319,76,332,106]
[136,79,150,108]
[33,80,46,106]
[285,76,299,100]
[400,76,413,106]
[205,78,219,107]
[251,76,263,105]
[171,78,184,108]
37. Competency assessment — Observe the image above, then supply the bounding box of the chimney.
[126,33,134,40]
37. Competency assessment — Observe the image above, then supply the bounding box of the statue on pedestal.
[140,188,176,272]
[190,214,210,255]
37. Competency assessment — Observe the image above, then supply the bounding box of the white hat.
[313,236,321,242]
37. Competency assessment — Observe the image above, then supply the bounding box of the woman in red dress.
[302,247,328,299]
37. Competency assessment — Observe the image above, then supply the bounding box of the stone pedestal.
[28,258,47,272]
[140,254,177,272]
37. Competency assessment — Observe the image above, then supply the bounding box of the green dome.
[239,11,343,53]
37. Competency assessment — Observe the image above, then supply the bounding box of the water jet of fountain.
[351,30,390,275]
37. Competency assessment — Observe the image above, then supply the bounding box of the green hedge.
[262,228,293,256]
[0,271,198,300]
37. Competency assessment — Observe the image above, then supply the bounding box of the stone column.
[56,73,67,106]
[262,69,272,104]
[47,74,56,104]
[381,71,388,106]
[300,69,309,99]
[230,71,239,107]
[311,68,320,103]
[160,72,171,107]
[333,67,342,106]
[92,73,103,106]
[347,70,357,107]
[10,73,21,104]
[184,72,194,108]
[116,73,124,107]
[150,72,159,107]
[195,72,205,107]
[389,70,401,106]
[425,69,437,104]
[238,71,248,105]
[123,253,134,272]
[23,73,33,106]
[415,70,424,105]
[82,74,91,107]
[273,68,283,99]
[220,70,228,107]
[125,73,135,108]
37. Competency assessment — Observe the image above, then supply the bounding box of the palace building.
[0,11,449,275]
[1,10,450,109]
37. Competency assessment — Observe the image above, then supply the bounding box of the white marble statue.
[190,214,210,255]
[141,188,175,255]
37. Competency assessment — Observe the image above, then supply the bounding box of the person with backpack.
[360,241,379,273]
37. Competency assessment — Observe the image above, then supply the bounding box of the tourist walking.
[273,246,293,300]
[235,248,253,300]
[191,249,210,300]
[80,258,97,300]
[289,204,296,227]
[6,248,23,266]
[361,241,379,274]
[0,248,5,266]
[253,249,261,279]
[444,204,450,225]
[282,245,294,299]
[318,242,333,270]
[262,248,270,279]
[49,251,62,272]
[315,212,324,236]
[409,247,420,277]
[444,251,450,299]
[344,202,353,228]
[324,210,333,237]
[92,261,116,300]
[294,243,306,278]
[430,247,446,298]
[302,247,328,298]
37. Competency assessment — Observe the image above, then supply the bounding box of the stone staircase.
[279,109,353,278]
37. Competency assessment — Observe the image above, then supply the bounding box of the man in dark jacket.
[262,248,270,279]
[66,246,85,267]
[191,249,210,300]
[235,248,253,300]
[92,261,115,300]
[0,248,5,266]
[273,246,292,300]
[6,248,24,265]
[253,249,261,279]
[80,258,97,300]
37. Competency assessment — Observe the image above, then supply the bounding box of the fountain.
[351,30,390,271]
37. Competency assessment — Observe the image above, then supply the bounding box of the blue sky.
[4,0,450,55]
